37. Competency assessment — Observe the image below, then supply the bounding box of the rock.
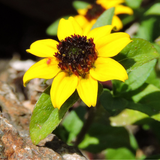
[0,115,87,160]
[0,81,87,160]
[0,80,31,131]
[44,136,87,160]
[0,115,61,159]
[9,59,35,72]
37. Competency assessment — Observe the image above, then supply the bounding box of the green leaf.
[62,106,86,143]
[146,68,160,89]
[98,82,103,97]
[100,89,128,116]
[138,90,160,120]
[129,132,139,150]
[121,14,135,26]
[112,80,130,96]
[132,83,160,103]
[100,88,154,118]
[100,88,159,124]
[109,100,160,126]
[112,59,156,95]
[110,108,149,126]
[91,7,115,30]
[134,16,160,42]
[126,102,157,118]
[153,43,160,54]
[125,59,156,90]
[72,1,90,10]
[105,147,135,159]
[123,84,160,121]
[115,38,159,73]
[46,16,70,36]
[113,38,159,95]
[125,0,143,9]
[145,3,160,16]
[101,84,160,125]
[52,125,69,143]
[78,123,132,153]
[30,86,79,145]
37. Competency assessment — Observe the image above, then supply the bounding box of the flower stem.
[74,101,100,146]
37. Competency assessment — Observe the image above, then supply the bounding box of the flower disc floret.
[85,4,105,21]
[54,34,97,77]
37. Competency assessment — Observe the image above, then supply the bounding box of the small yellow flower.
[74,0,133,33]
[23,17,131,109]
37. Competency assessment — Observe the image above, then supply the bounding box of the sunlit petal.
[96,0,125,8]
[83,20,96,35]
[26,39,58,57]
[97,35,132,57]
[77,74,98,107]
[112,15,123,31]
[115,5,133,15]
[23,58,60,86]
[74,15,88,28]
[90,57,128,82]
[96,32,130,50]
[77,8,88,15]
[50,72,78,109]
[58,17,82,41]
[87,25,113,42]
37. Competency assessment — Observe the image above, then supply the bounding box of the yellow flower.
[74,0,133,33]
[23,17,131,109]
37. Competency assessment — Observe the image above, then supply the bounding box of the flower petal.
[115,5,133,15]
[74,15,88,28]
[77,74,98,107]
[112,15,123,31]
[83,20,96,35]
[90,57,128,82]
[26,39,58,57]
[96,0,125,8]
[58,17,82,41]
[23,58,60,86]
[77,8,88,15]
[87,25,113,42]
[96,32,130,50]
[50,72,78,109]
[97,35,132,57]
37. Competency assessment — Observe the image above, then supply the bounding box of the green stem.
[74,100,101,146]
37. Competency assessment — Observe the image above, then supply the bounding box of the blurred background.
[0,0,95,60]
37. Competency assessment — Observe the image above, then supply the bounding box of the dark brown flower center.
[85,3,106,21]
[54,35,97,77]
